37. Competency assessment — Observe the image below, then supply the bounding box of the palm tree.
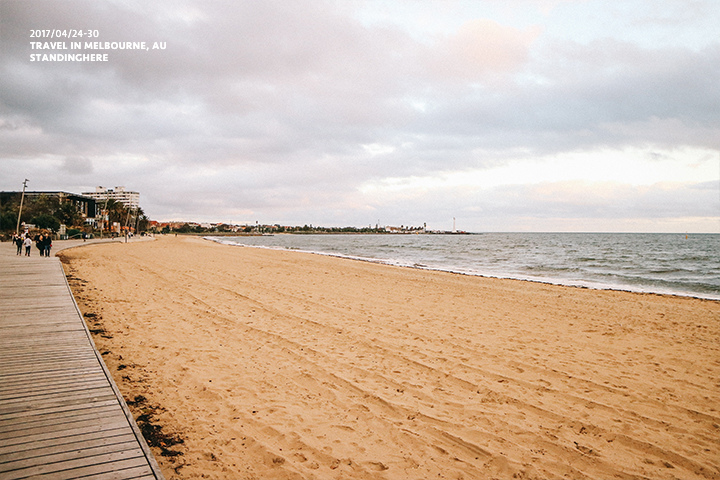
[99,199,129,233]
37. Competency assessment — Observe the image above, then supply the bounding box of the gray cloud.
[60,156,93,174]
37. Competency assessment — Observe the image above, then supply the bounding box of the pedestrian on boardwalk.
[23,236,32,256]
[44,235,52,257]
[13,234,23,255]
[35,235,44,256]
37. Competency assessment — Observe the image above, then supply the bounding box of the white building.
[82,186,140,210]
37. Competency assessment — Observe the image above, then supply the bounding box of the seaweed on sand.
[126,395,185,457]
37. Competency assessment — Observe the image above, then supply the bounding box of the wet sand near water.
[58,235,720,480]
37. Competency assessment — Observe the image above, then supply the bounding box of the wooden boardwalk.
[0,240,164,480]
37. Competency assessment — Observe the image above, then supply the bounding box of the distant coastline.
[172,230,477,236]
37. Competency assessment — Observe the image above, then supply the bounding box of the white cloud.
[425,19,542,79]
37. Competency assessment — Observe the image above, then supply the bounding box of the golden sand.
[58,235,720,480]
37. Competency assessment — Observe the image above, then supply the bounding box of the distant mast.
[453,217,456,233]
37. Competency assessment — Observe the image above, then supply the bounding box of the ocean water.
[207,233,720,300]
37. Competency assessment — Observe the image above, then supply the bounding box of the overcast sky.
[1,0,718,232]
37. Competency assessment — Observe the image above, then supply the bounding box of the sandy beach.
[58,235,720,480]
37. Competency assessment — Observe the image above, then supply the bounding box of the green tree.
[135,207,150,232]
[0,194,20,232]
[23,195,59,223]
[55,202,83,227]
[104,199,128,226]
[31,213,61,232]
[0,210,17,232]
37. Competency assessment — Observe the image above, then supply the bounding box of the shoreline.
[205,235,720,302]
[59,236,720,480]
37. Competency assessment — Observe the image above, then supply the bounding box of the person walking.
[44,235,52,257]
[13,234,23,255]
[35,235,44,256]
[23,236,32,256]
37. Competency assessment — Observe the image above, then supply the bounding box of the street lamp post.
[15,179,29,235]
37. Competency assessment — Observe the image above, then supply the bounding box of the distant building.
[0,190,97,220]
[82,186,140,210]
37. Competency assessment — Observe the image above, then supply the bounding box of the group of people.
[12,232,52,257]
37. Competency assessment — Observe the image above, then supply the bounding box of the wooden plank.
[0,431,137,464]
[1,450,148,480]
[0,358,99,374]
[0,368,108,388]
[0,381,112,401]
[0,388,119,414]
[0,393,119,417]
[0,380,114,400]
[0,344,94,357]
[0,367,107,384]
[0,326,89,338]
[0,417,132,448]
[0,413,131,442]
[3,345,97,364]
[0,440,142,473]
[0,398,119,422]
[0,373,108,397]
[0,427,131,456]
[0,337,92,351]
[0,306,82,317]
[0,403,121,432]
[78,465,157,480]
[0,359,107,378]
[0,322,89,335]
[0,356,100,373]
